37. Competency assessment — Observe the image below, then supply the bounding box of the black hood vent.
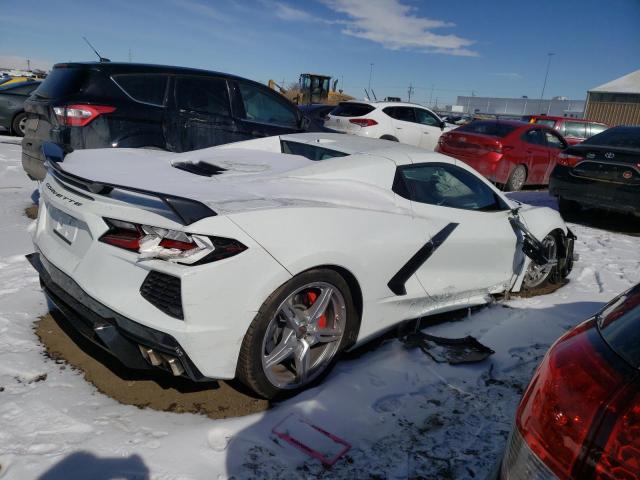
[173,161,227,177]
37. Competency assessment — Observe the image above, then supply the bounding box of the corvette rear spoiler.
[42,142,217,225]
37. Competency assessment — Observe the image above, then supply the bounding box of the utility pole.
[27,59,31,71]
[429,83,434,106]
[368,63,374,92]
[407,83,414,102]
[539,52,555,113]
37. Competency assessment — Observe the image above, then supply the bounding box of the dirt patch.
[25,204,38,220]
[36,311,269,418]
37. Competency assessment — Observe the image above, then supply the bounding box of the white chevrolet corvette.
[30,133,575,398]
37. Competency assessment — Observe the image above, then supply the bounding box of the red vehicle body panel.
[436,121,567,186]
[525,115,609,145]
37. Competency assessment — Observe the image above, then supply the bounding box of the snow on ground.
[0,136,638,479]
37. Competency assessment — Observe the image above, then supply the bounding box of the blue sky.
[1,0,638,105]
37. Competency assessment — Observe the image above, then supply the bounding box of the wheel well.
[307,265,363,345]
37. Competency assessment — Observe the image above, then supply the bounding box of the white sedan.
[324,100,451,150]
[30,133,575,398]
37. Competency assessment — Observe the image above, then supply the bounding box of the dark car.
[549,126,640,217]
[298,103,335,124]
[436,120,568,191]
[22,62,320,180]
[498,282,640,480]
[0,81,41,136]
[523,115,609,145]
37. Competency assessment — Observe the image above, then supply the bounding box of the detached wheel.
[522,232,559,290]
[504,165,527,192]
[12,112,28,137]
[237,269,356,399]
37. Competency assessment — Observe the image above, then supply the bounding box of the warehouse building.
[455,96,585,117]
[584,69,640,126]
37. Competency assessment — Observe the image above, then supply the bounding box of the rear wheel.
[237,269,356,399]
[522,232,559,290]
[504,165,527,191]
[11,112,27,137]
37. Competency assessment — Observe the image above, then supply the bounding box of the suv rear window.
[112,74,168,106]
[330,103,375,117]
[456,121,518,138]
[33,67,86,99]
[598,284,640,368]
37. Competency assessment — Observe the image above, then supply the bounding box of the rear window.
[456,121,518,138]
[583,127,640,151]
[33,67,86,99]
[330,103,375,117]
[598,284,640,368]
[533,119,556,128]
[112,74,168,106]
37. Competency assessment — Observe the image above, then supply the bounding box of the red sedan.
[436,120,568,191]
[498,283,640,479]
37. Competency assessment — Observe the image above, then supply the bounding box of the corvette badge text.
[45,183,83,207]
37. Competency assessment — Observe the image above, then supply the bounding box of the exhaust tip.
[138,345,185,376]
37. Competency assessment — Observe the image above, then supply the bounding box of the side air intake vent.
[172,161,227,177]
[140,271,183,319]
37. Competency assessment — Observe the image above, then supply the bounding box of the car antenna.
[371,89,378,101]
[363,88,371,101]
[82,36,111,63]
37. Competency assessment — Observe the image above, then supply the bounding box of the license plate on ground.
[49,204,79,245]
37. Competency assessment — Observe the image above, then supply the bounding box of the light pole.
[368,63,374,92]
[539,53,555,113]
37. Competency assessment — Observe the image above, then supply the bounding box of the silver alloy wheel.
[17,116,27,135]
[261,281,346,389]
[509,167,526,191]
[522,234,558,289]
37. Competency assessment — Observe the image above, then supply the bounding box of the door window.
[588,123,607,137]
[393,163,508,211]
[544,131,566,149]
[414,108,440,126]
[384,107,415,122]
[175,76,230,116]
[238,83,299,127]
[112,74,168,106]
[522,129,547,146]
[563,121,587,138]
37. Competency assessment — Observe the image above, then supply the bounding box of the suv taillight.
[349,118,378,127]
[503,320,637,480]
[53,104,116,127]
[557,152,582,167]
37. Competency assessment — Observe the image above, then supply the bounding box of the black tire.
[504,165,527,192]
[380,135,399,142]
[237,268,357,399]
[11,111,27,137]
[558,197,581,219]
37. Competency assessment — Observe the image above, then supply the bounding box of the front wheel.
[12,112,28,137]
[504,165,527,192]
[237,269,356,399]
[522,232,560,290]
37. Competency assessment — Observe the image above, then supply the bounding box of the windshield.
[582,127,640,151]
[456,121,519,138]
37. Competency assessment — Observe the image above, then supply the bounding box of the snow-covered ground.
[0,136,638,479]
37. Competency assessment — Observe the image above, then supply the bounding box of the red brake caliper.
[306,291,327,329]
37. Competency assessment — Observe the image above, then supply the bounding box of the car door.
[383,107,421,146]
[232,81,303,139]
[392,163,519,312]
[542,130,568,183]
[164,75,241,152]
[521,128,550,184]
[414,107,444,150]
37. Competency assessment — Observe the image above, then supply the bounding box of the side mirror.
[299,114,311,131]
[42,142,65,164]
[439,121,446,131]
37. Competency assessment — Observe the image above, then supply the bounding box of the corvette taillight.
[503,320,637,480]
[557,152,581,167]
[53,104,116,127]
[99,218,246,265]
[349,118,378,127]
